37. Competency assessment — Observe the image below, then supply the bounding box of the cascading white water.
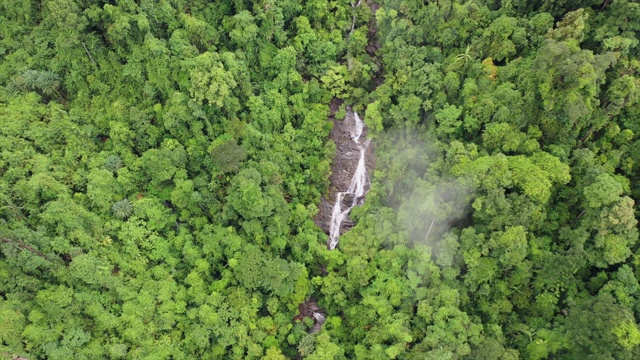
[309,312,326,334]
[327,111,370,250]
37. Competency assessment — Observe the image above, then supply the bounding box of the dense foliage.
[2,0,640,359]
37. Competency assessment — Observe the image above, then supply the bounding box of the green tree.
[565,294,640,359]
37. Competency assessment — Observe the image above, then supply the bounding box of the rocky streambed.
[314,0,381,249]
[314,104,375,249]
[303,0,381,333]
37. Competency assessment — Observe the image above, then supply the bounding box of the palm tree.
[454,45,474,68]
[112,199,134,219]
[104,155,124,173]
[13,70,63,100]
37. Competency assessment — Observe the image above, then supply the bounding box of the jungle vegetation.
[2,0,640,359]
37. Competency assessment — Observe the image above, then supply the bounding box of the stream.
[302,0,380,333]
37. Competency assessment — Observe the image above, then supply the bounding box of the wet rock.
[310,312,326,334]
[293,299,326,334]
[314,107,375,239]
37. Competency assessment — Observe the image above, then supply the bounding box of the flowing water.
[327,111,371,250]
[306,0,379,333]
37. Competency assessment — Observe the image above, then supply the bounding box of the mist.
[375,129,473,249]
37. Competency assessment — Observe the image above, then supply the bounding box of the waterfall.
[327,111,370,250]
[309,312,326,334]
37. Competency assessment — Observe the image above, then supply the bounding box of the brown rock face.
[313,0,381,243]
[314,107,375,241]
[293,299,326,334]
